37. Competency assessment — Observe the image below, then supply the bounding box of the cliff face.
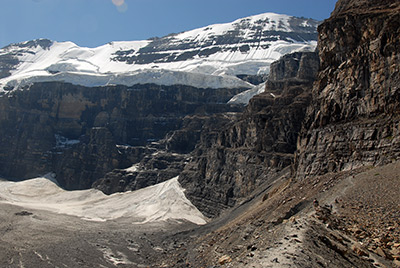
[92,113,240,195]
[157,3,400,267]
[331,0,399,16]
[0,82,244,189]
[179,52,319,217]
[295,0,400,178]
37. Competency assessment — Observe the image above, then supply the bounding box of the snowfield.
[0,12,317,93]
[2,69,253,90]
[0,175,207,225]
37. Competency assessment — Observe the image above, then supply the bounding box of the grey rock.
[179,52,319,217]
[295,1,400,178]
[0,82,244,190]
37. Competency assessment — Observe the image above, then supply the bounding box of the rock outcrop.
[93,112,240,194]
[179,51,319,217]
[295,0,400,178]
[92,148,189,195]
[0,82,244,189]
[331,0,399,16]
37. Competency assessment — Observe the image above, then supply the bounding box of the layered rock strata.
[93,113,240,194]
[295,0,400,178]
[0,82,245,189]
[179,52,319,217]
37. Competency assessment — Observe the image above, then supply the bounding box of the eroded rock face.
[0,82,244,189]
[92,149,189,195]
[295,0,400,178]
[331,0,399,16]
[93,112,241,195]
[179,52,319,217]
[268,51,319,81]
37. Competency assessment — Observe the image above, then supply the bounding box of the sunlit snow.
[0,12,317,92]
[0,175,207,225]
[228,82,266,104]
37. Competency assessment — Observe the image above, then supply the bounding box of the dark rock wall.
[295,0,400,178]
[179,52,319,217]
[268,51,319,81]
[0,82,245,189]
[93,113,241,195]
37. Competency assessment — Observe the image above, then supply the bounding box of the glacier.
[0,12,318,93]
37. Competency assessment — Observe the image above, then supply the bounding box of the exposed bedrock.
[331,0,400,16]
[93,112,240,195]
[179,51,319,217]
[295,0,400,178]
[0,82,245,189]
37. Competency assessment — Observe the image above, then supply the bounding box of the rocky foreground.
[1,160,399,268]
[156,161,400,268]
[0,202,199,267]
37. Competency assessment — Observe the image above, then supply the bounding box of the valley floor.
[1,161,399,267]
[0,202,200,267]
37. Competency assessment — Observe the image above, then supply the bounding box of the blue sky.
[0,0,337,48]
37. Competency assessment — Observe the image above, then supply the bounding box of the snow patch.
[124,163,140,173]
[0,175,207,225]
[54,134,80,148]
[228,82,266,104]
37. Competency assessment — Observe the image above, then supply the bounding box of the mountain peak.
[0,12,318,92]
[3,38,53,50]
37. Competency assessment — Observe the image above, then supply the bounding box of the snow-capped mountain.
[0,12,318,92]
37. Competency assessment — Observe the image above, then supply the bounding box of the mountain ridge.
[0,12,318,92]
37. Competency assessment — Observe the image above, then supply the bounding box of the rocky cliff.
[0,82,244,189]
[1,2,400,267]
[331,0,399,16]
[295,0,400,178]
[156,2,400,267]
[92,112,240,195]
[179,51,319,217]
